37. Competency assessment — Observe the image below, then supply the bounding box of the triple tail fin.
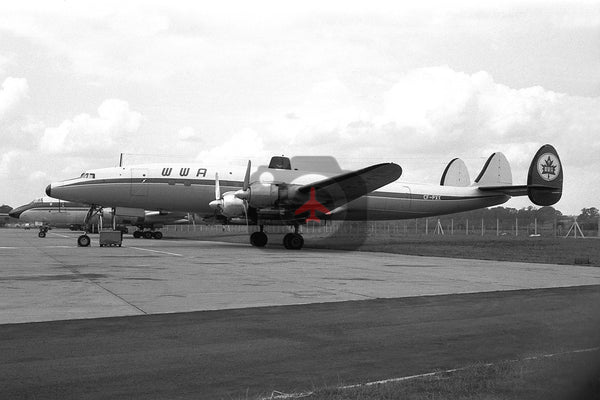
[477,144,563,206]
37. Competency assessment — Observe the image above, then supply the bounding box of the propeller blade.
[243,160,251,191]
[242,201,249,233]
[215,172,221,200]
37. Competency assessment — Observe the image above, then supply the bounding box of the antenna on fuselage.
[119,153,124,167]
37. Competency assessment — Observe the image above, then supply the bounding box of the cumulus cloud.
[262,66,599,174]
[178,126,202,142]
[0,77,28,121]
[39,99,143,155]
[195,128,268,166]
[249,66,599,211]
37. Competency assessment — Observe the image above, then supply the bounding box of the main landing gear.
[249,224,304,250]
[132,230,163,239]
[250,225,268,247]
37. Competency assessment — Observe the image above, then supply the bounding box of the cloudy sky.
[1,0,599,214]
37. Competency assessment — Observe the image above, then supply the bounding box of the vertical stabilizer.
[527,144,563,206]
[474,152,512,187]
[440,158,471,186]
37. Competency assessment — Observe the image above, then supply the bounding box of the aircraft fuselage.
[47,163,510,222]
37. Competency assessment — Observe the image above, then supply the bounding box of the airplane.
[45,144,563,250]
[8,197,189,239]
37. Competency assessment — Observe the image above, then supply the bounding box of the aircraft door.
[130,168,149,196]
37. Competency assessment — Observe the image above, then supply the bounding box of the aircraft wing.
[294,163,402,210]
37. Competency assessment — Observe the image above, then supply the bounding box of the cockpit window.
[80,173,96,179]
[268,156,292,170]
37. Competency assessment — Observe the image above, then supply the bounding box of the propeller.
[209,171,248,227]
[215,172,221,200]
[209,173,223,212]
[235,160,251,201]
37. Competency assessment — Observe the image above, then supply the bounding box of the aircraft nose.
[45,184,52,197]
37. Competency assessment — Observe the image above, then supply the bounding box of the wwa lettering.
[161,167,208,177]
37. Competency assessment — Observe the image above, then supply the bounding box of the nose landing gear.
[38,226,49,238]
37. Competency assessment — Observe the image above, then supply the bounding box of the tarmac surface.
[1,229,600,399]
[1,229,600,324]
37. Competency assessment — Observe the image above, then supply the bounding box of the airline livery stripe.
[59,179,507,202]
[60,178,244,187]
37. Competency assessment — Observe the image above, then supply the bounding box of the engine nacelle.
[220,192,246,218]
[247,183,280,208]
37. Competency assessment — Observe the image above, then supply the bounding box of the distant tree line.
[421,205,599,235]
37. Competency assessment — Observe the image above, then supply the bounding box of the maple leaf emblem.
[541,156,556,177]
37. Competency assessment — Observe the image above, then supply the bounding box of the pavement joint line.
[264,346,600,400]
[36,246,149,316]
[49,232,71,238]
[129,247,184,257]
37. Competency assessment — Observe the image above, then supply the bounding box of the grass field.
[163,224,600,267]
[288,349,600,400]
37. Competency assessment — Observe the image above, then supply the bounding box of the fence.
[164,217,598,238]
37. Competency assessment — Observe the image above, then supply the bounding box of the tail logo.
[537,153,560,181]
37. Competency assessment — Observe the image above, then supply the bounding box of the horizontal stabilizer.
[440,158,470,186]
[296,163,402,210]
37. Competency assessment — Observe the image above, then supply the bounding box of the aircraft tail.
[476,144,563,206]
[473,152,512,187]
[526,144,563,206]
[440,158,471,186]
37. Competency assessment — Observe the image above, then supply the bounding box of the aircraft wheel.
[288,233,304,250]
[77,235,91,247]
[283,233,294,249]
[152,231,163,240]
[38,231,46,238]
[143,231,153,239]
[250,231,268,247]
[133,231,142,239]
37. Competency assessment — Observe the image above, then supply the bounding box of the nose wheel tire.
[38,231,46,238]
[77,235,91,247]
[283,233,304,250]
[250,231,268,247]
